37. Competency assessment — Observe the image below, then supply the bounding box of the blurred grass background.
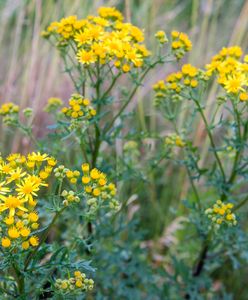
[0,0,247,237]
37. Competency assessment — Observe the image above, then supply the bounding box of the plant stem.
[192,97,226,183]
[104,62,158,134]
[91,61,102,167]
[186,167,201,210]
[228,105,248,185]
[11,260,25,296]
[233,195,248,212]
[24,206,66,271]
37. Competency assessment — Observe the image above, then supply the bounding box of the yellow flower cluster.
[54,165,80,184]
[153,46,248,104]
[61,190,80,206]
[81,163,119,211]
[44,7,150,71]
[165,133,186,148]
[55,270,94,292]
[0,102,19,115]
[153,64,202,101]
[0,102,19,125]
[205,46,248,100]
[0,152,56,249]
[205,200,237,228]
[61,94,96,120]
[44,97,63,113]
[171,31,192,59]
[98,6,123,21]
[155,30,168,44]
[66,169,80,184]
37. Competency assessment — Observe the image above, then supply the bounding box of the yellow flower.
[74,270,82,277]
[239,92,248,101]
[74,30,91,46]
[76,49,97,65]
[1,237,11,248]
[29,236,39,247]
[0,196,27,217]
[122,64,131,73]
[190,79,198,88]
[98,6,123,21]
[22,241,30,250]
[44,97,63,112]
[4,216,14,225]
[7,167,26,183]
[99,178,107,186]
[47,157,57,166]
[31,223,39,230]
[0,163,12,174]
[155,30,168,44]
[8,227,20,239]
[90,168,101,179]
[20,227,31,237]
[93,188,101,197]
[82,176,91,184]
[75,280,83,288]
[16,179,40,202]
[28,152,49,162]
[0,102,19,116]
[61,281,68,289]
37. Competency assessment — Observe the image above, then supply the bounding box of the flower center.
[22,184,34,194]
[6,196,21,208]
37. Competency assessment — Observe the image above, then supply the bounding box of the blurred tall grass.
[0,0,247,236]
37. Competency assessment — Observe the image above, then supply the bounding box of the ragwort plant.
[0,6,176,299]
[0,150,118,298]
[154,43,248,298]
[1,5,248,299]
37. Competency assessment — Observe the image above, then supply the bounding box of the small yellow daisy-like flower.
[239,92,248,101]
[75,280,83,288]
[77,49,97,65]
[20,227,31,237]
[4,216,14,225]
[190,79,198,88]
[93,188,101,197]
[8,227,20,239]
[29,236,39,247]
[22,241,30,250]
[31,223,39,230]
[82,176,91,184]
[90,168,101,180]
[122,64,131,73]
[74,270,82,277]
[1,237,11,248]
[0,196,27,217]
[61,281,68,289]
[28,211,39,223]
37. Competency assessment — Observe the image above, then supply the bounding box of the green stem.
[91,61,102,167]
[193,98,226,183]
[10,256,25,296]
[101,72,121,100]
[104,62,158,134]
[62,54,80,92]
[24,206,66,271]
[186,167,201,210]
[233,195,248,212]
[228,104,247,185]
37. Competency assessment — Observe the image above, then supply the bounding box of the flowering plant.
[1,5,248,300]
